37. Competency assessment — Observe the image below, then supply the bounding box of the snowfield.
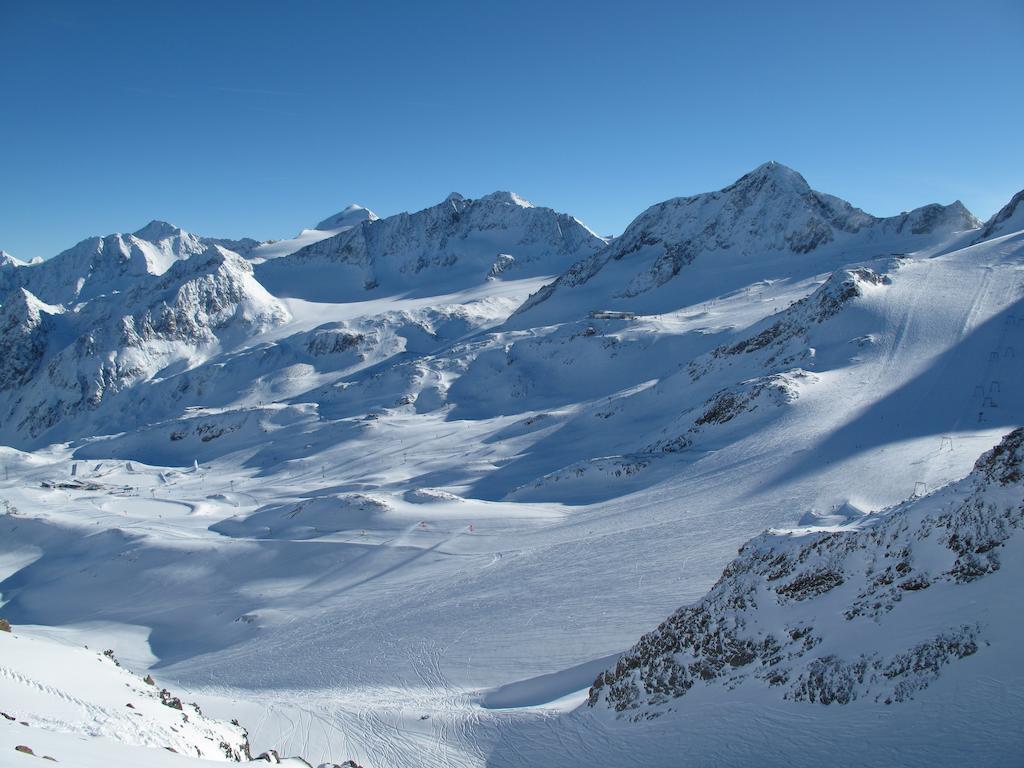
[0,164,1022,767]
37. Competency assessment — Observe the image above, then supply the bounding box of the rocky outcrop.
[588,428,1024,718]
[647,370,811,454]
[688,264,893,381]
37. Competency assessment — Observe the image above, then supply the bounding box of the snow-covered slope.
[476,222,1022,508]
[255,191,606,301]
[0,626,250,763]
[512,162,980,327]
[589,427,1024,716]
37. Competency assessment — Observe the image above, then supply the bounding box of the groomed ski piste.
[1,164,1022,766]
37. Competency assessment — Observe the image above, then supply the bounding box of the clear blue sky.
[1,0,1022,259]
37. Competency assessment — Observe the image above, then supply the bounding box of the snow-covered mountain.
[17,230,191,305]
[0,166,1021,767]
[0,245,288,446]
[255,191,606,301]
[0,190,601,447]
[512,162,980,327]
[0,220,272,306]
[315,203,379,231]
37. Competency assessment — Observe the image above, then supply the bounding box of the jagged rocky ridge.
[588,428,1024,717]
[0,288,58,392]
[0,251,29,296]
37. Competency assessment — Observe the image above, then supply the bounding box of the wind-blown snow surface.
[0,168,1022,766]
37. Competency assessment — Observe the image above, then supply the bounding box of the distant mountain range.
[1,163,1012,451]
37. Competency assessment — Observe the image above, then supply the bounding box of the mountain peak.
[478,191,534,208]
[726,160,811,194]
[753,159,793,174]
[977,188,1024,241]
[3,286,49,320]
[259,189,606,302]
[892,200,981,235]
[133,219,183,241]
[0,250,25,267]
[946,200,980,226]
[315,204,379,231]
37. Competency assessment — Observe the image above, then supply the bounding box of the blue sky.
[1,0,1021,259]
